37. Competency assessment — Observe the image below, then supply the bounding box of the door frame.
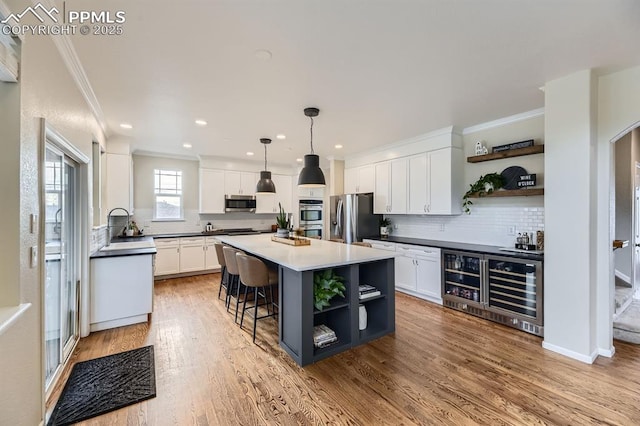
[39,119,90,398]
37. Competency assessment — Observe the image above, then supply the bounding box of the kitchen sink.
[100,241,156,251]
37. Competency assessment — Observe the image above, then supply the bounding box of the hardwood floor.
[47,273,640,425]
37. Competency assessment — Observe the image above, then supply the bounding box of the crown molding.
[37,0,108,136]
[462,108,544,135]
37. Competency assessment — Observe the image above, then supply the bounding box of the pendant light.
[256,138,276,194]
[298,107,326,187]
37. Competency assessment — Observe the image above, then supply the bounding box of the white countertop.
[216,234,396,272]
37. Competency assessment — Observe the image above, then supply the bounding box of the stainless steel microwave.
[225,195,256,212]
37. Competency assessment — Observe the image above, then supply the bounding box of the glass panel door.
[442,252,481,303]
[44,145,79,389]
[486,258,540,322]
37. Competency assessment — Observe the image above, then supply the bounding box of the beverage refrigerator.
[329,193,381,243]
[441,250,544,336]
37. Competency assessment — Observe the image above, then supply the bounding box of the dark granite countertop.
[367,236,544,261]
[90,236,157,259]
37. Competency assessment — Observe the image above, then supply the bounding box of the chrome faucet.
[106,207,130,246]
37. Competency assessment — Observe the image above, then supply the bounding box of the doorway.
[41,122,90,394]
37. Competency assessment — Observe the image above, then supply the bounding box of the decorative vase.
[126,229,134,237]
[276,228,289,238]
[359,305,367,330]
[380,226,389,238]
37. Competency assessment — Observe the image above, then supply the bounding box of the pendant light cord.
[309,116,315,154]
[264,143,268,170]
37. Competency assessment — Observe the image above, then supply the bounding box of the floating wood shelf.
[467,188,544,198]
[467,145,544,163]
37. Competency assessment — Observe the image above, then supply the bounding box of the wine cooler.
[442,250,543,336]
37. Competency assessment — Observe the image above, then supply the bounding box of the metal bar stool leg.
[239,284,250,329]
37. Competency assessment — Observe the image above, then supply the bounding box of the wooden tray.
[271,236,311,246]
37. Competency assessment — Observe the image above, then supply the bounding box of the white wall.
[543,69,598,362]
[0,3,106,424]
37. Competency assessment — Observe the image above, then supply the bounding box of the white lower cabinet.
[204,237,220,270]
[155,236,221,277]
[395,244,442,304]
[154,239,180,275]
[90,254,154,332]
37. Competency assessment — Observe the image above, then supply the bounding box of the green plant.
[275,202,289,229]
[313,269,346,311]
[462,173,505,214]
[379,217,392,227]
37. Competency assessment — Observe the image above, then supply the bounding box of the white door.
[205,238,221,270]
[224,171,242,194]
[273,174,292,213]
[395,255,417,291]
[240,172,257,196]
[180,244,206,272]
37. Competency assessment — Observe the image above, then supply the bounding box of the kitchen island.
[216,234,396,366]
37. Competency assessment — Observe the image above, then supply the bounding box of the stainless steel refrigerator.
[330,193,381,243]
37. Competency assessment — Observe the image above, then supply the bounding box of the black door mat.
[48,345,156,426]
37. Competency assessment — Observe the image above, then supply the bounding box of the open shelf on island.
[314,298,349,314]
[358,294,385,303]
[467,145,544,163]
[466,188,544,198]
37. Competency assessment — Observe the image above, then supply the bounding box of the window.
[154,169,183,220]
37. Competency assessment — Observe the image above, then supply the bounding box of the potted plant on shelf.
[379,217,392,238]
[275,202,290,238]
[313,269,346,311]
[462,173,505,214]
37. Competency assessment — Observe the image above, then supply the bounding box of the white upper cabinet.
[408,153,429,214]
[256,174,292,213]
[105,153,133,213]
[407,148,463,215]
[199,169,225,214]
[224,171,257,196]
[374,159,407,214]
[344,165,375,194]
[427,148,463,215]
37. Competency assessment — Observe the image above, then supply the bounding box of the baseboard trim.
[542,341,598,364]
[598,346,616,358]
[615,269,631,285]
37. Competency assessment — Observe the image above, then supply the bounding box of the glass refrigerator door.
[486,257,541,323]
[443,252,482,304]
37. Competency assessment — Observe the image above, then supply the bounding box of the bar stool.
[236,253,278,343]
[214,243,229,300]
[222,246,245,322]
[351,241,372,247]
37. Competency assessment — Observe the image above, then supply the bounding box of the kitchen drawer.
[180,237,205,245]
[204,236,220,244]
[364,239,396,251]
[396,244,440,258]
[154,238,180,247]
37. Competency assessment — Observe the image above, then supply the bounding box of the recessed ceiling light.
[276,134,286,140]
[334,144,343,149]
[195,119,207,126]
[183,143,192,149]
[254,49,272,61]
[296,158,303,162]
[120,123,133,129]
[246,151,254,156]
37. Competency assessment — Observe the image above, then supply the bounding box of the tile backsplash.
[387,204,544,248]
[131,209,279,235]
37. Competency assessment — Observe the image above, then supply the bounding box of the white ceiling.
[67,0,640,166]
